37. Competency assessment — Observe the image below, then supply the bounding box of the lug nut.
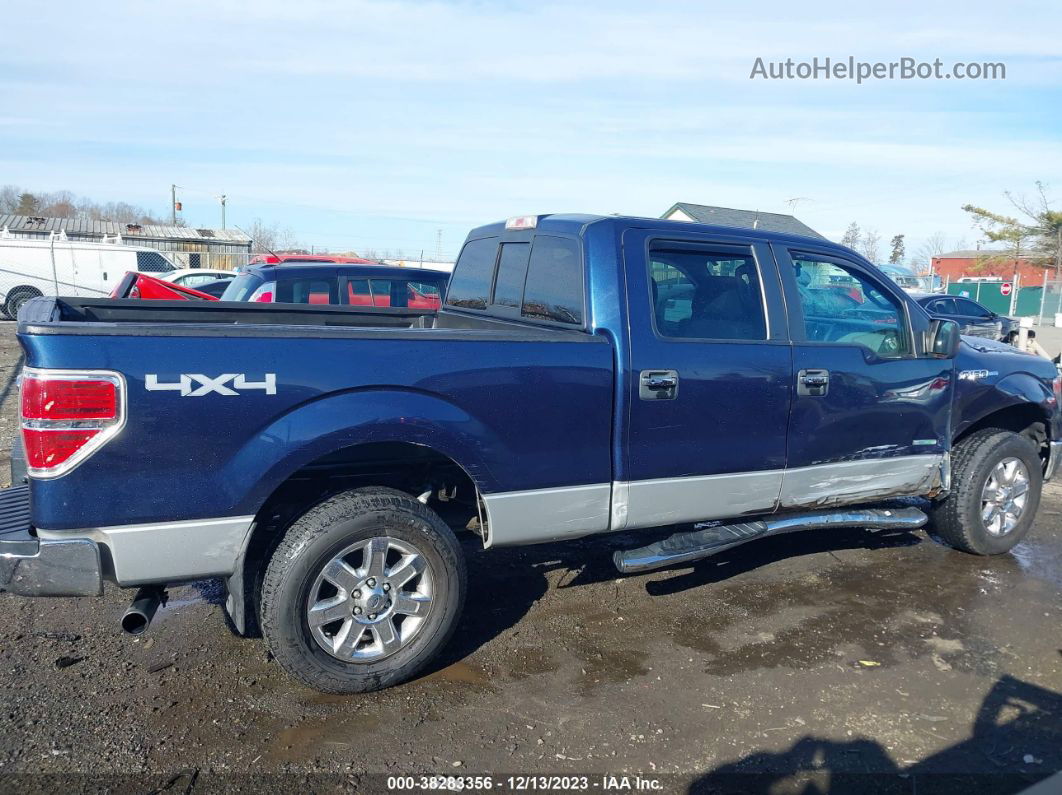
[354,606,362,615]
[369,613,377,620]
[383,583,391,592]
[367,577,376,587]
[353,589,361,599]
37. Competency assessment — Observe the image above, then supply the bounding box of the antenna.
[784,197,812,213]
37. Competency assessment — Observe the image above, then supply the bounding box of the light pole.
[217,194,227,229]
[171,184,179,225]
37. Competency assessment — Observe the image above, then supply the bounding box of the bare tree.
[858,229,882,263]
[0,184,173,225]
[244,218,303,254]
[912,231,948,275]
[840,222,860,250]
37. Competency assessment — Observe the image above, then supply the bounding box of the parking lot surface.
[0,322,1059,793]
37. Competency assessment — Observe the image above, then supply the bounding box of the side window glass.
[958,299,991,318]
[279,279,334,305]
[369,279,394,307]
[648,244,766,340]
[446,237,498,310]
[791,253,908,356]
[492,243,531,309]
[521,237,583,325]
[348,279,371,306]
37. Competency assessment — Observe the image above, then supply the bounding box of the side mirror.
[928,319,961,358]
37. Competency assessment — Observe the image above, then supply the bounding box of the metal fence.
[0,238,251,318]
[1039,280,1062,326]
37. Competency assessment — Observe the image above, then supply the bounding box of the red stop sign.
[1000,282,1012,296]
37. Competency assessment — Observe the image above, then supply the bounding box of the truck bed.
[20,297,435,330]
[17,296,615,536]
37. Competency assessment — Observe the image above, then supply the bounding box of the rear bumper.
[1045,441,1062,483]
[0,486,103,596]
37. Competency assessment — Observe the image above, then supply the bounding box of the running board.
[613,507,928,574]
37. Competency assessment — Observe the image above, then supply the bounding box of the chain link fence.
[1038,280,1062,326]
[0,238,251,318]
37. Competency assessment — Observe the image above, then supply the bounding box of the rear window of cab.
[445,235,584,326]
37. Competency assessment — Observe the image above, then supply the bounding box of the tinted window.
[348,279,371,305]
[522,237,583,325]
[955,298,991,318]
[492,243,531,309]
[136,251,175,273]
[277,278,335,305]
[648,245,766,340]
[446,237,498,310]
[927,297,956,314]
[791,254,907,356]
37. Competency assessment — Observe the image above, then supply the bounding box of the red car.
[110,272,218,301]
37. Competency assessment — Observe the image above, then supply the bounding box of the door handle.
[797,369,830,396]
[646,374,677,390]
[639,369,679,400]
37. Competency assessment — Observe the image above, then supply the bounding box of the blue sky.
[2,0,1060,261]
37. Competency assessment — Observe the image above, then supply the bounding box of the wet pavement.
[0,324,1059,792]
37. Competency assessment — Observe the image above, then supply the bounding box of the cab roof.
[466,213,845,251]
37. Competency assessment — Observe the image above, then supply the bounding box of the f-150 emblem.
[145,373,277,396]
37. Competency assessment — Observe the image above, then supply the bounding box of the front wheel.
[260,487,466,693]
[929,429,1042,555]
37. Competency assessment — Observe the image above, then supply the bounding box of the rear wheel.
[260,487,466,693]
[929,429,1042,555]
[4,286,42,319]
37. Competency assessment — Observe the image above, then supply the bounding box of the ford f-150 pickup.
[2,214,1059,693]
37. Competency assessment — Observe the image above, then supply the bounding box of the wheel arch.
[954,373,1053,453]
[226,436,485,637]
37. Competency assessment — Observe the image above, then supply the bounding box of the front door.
[773,245,952,509]
[621,229,793,530]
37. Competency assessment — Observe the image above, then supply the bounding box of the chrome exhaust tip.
[121,586,165,635]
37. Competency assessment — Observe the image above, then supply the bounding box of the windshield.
[220,273,264,301]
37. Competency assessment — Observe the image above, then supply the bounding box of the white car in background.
[157,268,236,289]
[0,234,179,317]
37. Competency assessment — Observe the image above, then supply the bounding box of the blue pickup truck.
[2,214,1059,693]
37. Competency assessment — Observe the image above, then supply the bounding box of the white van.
[0,231,177,317]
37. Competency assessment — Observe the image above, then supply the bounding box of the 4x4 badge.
[145,373,276,396]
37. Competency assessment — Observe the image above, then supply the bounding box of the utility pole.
[435,229,442,262]
[171,184,178,225]
[217,194,227,229]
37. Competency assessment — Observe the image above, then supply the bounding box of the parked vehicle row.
[110,262,449,310]
[2,213,1058,696]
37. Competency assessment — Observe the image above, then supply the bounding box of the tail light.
[249,281,276,303]
[1053,375,1061,407]
[20,368,125,478]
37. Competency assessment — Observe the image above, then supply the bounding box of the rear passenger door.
[621,230,792,530]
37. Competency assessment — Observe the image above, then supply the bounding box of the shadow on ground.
[690,674,1062,794]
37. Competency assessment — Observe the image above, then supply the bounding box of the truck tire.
[259,487,466,693]
[5,286,42,319]
[929,429,1042,555]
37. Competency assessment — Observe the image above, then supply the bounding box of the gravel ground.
[0,321,1060,793]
